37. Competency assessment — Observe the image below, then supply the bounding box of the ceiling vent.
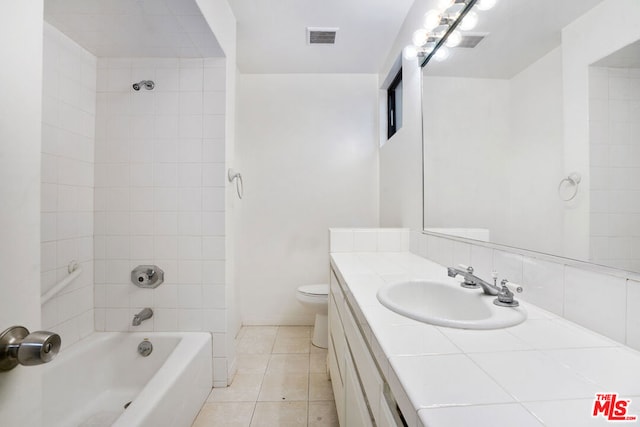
[455,33,488,48]
[307,27,339,45]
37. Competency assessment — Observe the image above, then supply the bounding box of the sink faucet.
[447,265,500,295]
[447,265,523,307]
[132,308,153,326]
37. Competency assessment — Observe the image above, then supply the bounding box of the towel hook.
[558,172,581,201]
[228,168,244,199]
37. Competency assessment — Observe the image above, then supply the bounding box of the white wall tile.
[563,266,627,343]
[329,229,354,252]
[521,258,565,316]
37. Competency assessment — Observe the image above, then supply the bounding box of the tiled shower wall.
[93,57,229,384]
[589,66,640,272]
[41,23,96,347]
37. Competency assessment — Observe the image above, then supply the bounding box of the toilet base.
[311,313,328,349]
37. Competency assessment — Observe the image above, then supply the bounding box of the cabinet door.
[344,354,374,427]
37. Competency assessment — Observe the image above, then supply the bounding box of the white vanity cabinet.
[328,267,400,427]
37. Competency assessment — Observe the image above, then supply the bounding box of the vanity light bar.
[419,0,478,67]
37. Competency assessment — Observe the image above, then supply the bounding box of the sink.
[376,280,527,329]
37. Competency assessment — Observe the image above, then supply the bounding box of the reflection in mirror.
[421,0,640,273]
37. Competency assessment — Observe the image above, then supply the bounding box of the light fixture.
[423,10,442,32]
[445,31,462,48]
[459,11,478,30]
[403,45,418,60]
[405,0,493,66]
[434,47,450,61]
[412,29,429,47]
[476,0,497,11]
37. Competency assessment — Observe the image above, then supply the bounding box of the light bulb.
[446,31,462,48]
[477,0,497,11]
[434,47,450,61]
[412,29,429,47]
[459,11,478,30]
[437,0,454,9]
[423,10,441,32]
[403,45,418,60]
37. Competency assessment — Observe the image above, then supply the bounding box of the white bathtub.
[43,332,212,427]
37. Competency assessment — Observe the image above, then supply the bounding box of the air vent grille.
[455,34,487,48]
[307,27,338,45]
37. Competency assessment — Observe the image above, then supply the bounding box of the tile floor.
[192,326,339,427]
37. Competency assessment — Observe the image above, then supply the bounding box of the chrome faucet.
[132,308,153,326]
[447,265,500,295]
[447,265,523,307]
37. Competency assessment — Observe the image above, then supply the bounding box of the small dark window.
[387,69,403,139]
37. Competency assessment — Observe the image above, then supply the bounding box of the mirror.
[422,0,640,273]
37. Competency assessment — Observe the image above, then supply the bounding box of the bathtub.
[43,332,212,427]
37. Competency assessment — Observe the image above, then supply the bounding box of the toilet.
[296,284,329,348]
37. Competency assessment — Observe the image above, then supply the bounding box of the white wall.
[41,23,96,348]
[197,0,239,384]
[379,58,424,231]
[93,57,230,384]
[506,47,565,254]
[236,74,379,325]
[562,0,640,260]
[0,1,44,424]
[422,76,510,238]
[589,66,640,271]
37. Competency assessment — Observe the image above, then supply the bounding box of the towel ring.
[558,172,581,202]
[228,168,244,199]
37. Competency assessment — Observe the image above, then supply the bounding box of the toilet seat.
[297,284,328,296]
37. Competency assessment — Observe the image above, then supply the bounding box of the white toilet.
[296,284,329,348]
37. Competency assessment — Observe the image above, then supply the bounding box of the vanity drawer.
[328,333,345,427]
[342,298,382,423]
[329,293,346,384]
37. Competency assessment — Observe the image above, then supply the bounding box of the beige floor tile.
[237,335,276,354]
[267,354,310,374]
[192,402,255,427]
[250,402,308,427]
[258,372,309,402]
[273,336,311,354]
[310,343,327,353]
[309,352,327,374]
[308,401,339,427]
[241,326,279,339]
[277,325,312,338]
[236,354,271,374]
[208,373,264,402]
[309,373,333,401]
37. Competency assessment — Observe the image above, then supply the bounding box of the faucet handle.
[458,264,473,273]
[500,279,523,294]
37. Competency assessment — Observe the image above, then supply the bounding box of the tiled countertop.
[330,251,640,427]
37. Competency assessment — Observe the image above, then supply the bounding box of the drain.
[124,401,132,409]
[137,339,153,357]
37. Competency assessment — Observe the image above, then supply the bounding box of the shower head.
[133,80,155,91]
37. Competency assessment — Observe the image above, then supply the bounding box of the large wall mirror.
[422,0,640,273]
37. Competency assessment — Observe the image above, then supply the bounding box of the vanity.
[327,231,640,426]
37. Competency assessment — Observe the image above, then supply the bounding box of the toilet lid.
[298,284,329,296]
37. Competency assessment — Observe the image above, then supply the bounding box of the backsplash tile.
[564,266,626,343]
[410,229,640,349]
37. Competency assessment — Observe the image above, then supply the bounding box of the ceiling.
[228,0,415,73]
[423,0,604,79]
[595,39,640,68]
[44,0,224,58]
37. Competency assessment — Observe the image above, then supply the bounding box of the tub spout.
[132,308,153,326]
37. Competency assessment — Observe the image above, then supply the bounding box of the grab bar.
[41,261,83,305]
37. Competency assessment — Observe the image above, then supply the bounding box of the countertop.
[330,251,640,427]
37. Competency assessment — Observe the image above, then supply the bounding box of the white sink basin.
[376,280,527,329]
